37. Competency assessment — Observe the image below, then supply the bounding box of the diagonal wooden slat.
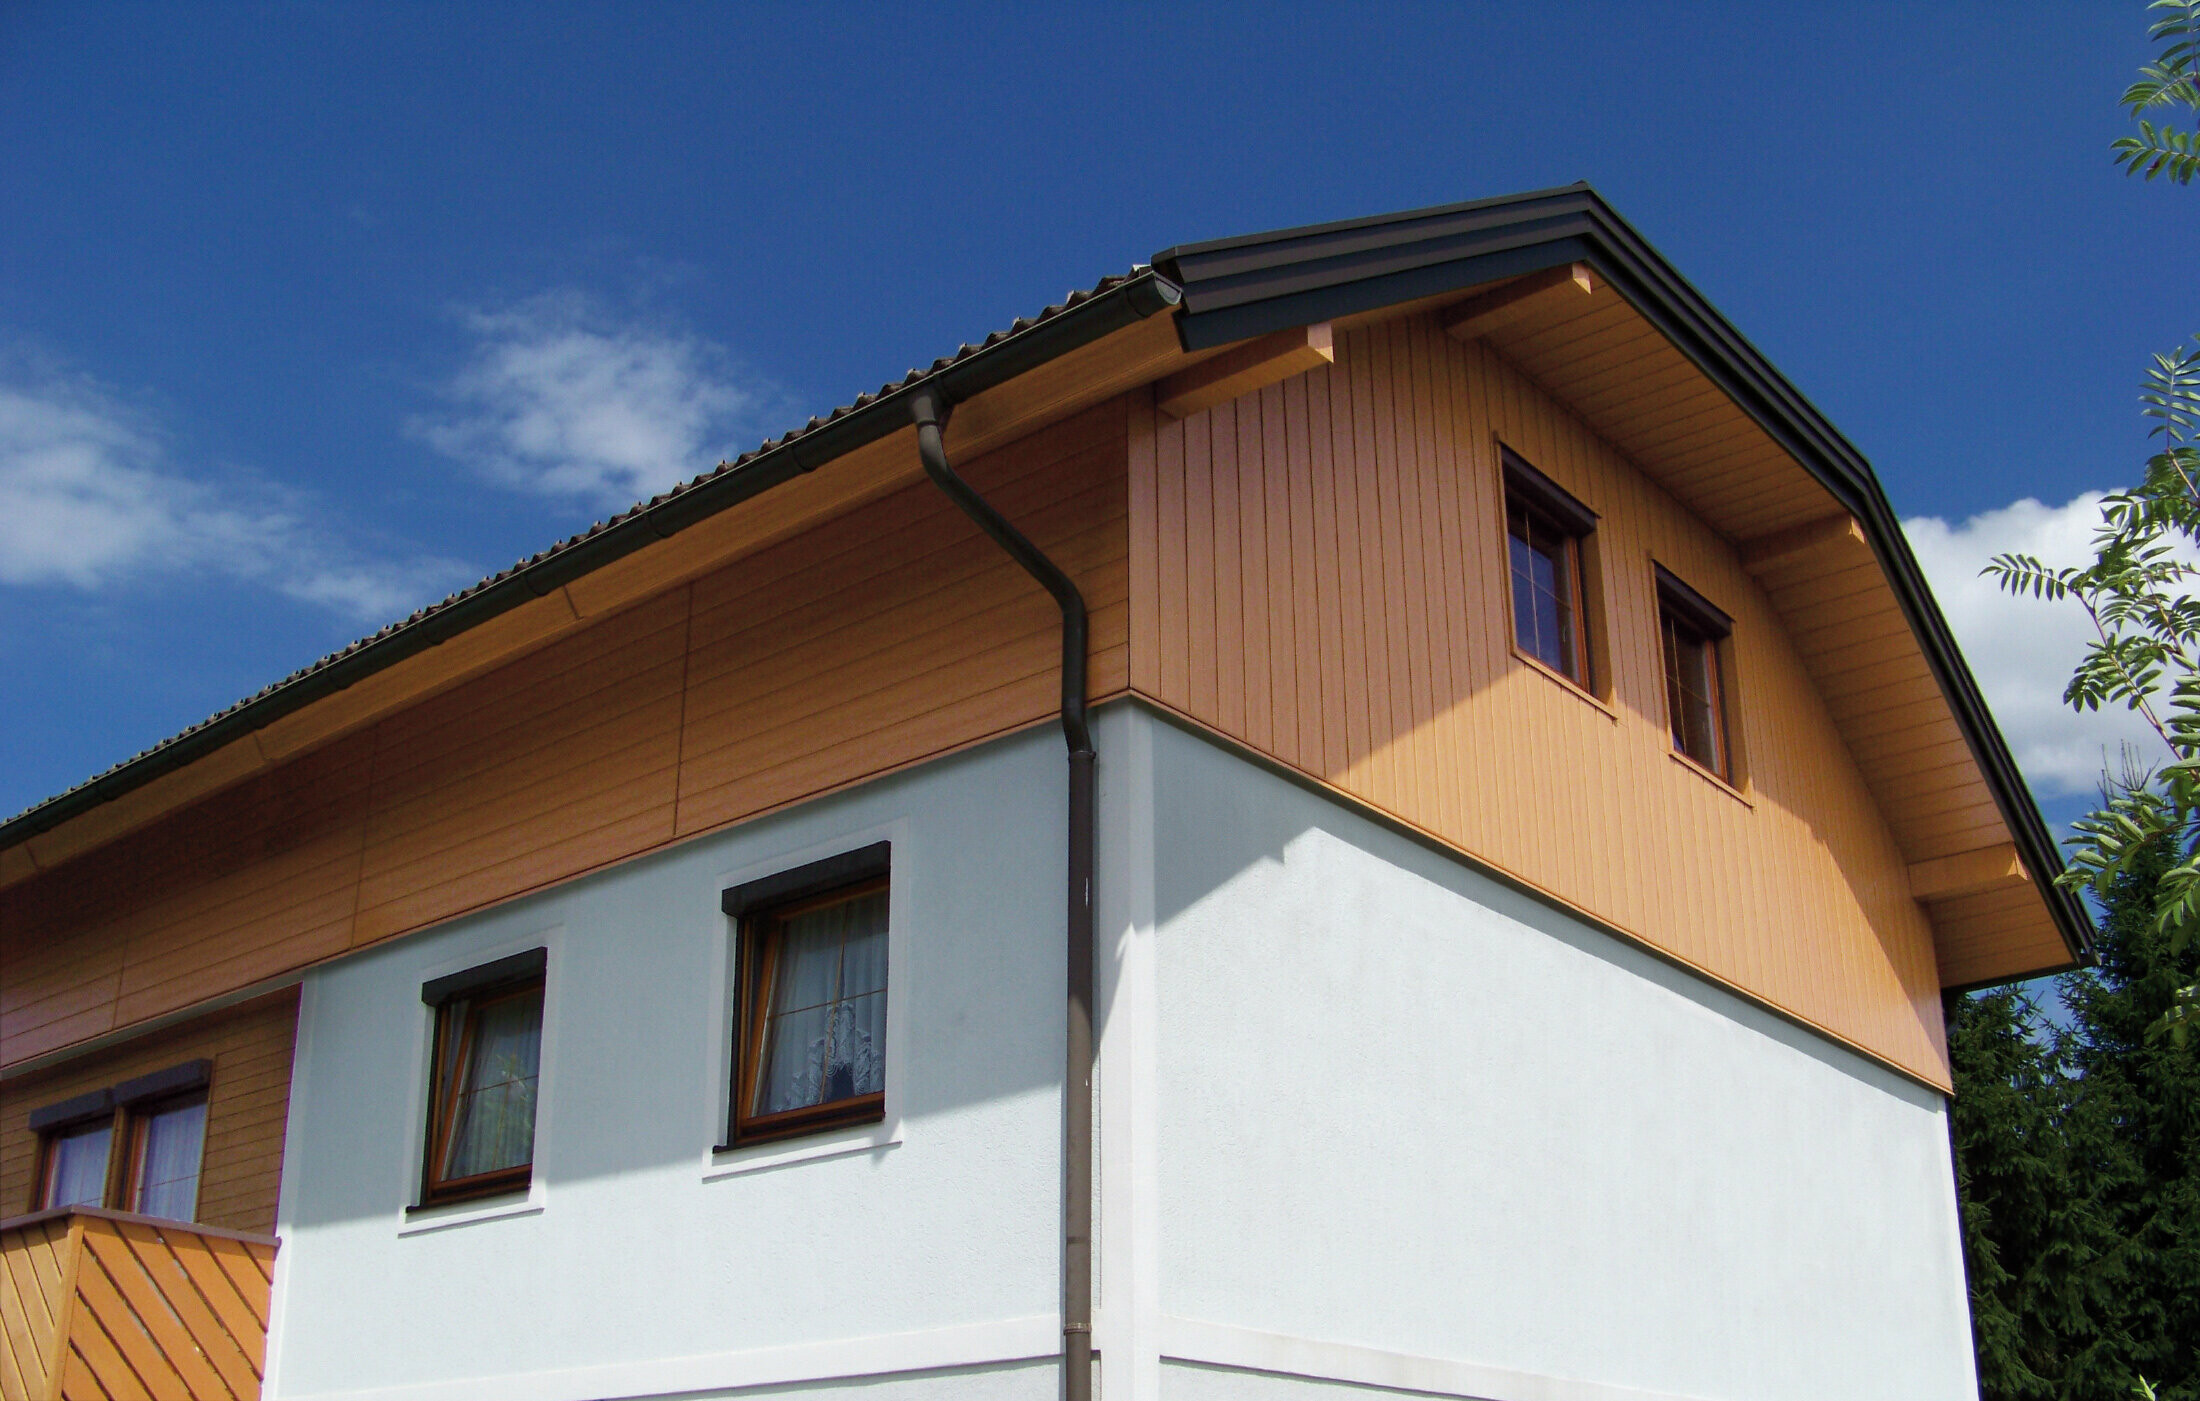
[65,1246,173,1401]
[119,1226,253,1400]
[78,1226,230,1401]
[0,1238,40,1401]
[59,1348,109,1401]
[204,1240,270,1330]
[7,1211,275,1400]
[164,1245,264,1376]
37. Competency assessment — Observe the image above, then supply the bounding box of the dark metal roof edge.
[1,270,1182,855]
[1158,186,2095,970]
[1150,180,1596,267]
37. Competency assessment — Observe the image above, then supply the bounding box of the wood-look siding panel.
[2,734,371,1068]
[1,994,298,1236]
[676,404,1128,836]
[1139,316,1955,1085]
[2,398,1132,1072]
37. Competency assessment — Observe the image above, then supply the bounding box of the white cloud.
[415,291,764,507]
[1904,492,2188,798]
[0,358,470,624]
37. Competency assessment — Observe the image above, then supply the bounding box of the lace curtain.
[441,991,542,1179]
[755,889,888,1115]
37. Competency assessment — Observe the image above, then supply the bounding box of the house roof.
[0,270,1181,852]
[0,182,2094,977]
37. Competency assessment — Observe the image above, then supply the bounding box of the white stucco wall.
[266,729,1071,1401]
[1095,705,1977,1401]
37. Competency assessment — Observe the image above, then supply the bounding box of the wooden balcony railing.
[0,1207,275,1401]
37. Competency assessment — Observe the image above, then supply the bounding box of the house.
[0,185,2089,1401]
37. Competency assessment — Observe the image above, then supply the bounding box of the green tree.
[1950,984,2112,1396]
[2057,838,2200,1397]
[1986,0,2200,1046]
[1953,835,2200,1399]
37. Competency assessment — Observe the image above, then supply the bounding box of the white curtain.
[42,1122,110,1210]
[134,1099,206,1221]
[442,992,542,1179]
[756,890,888,1115]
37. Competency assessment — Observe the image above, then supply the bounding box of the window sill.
[704,1113,902,1182]
[398,1187,542,1237]
[1510,649,1619,722]
[1668,748,1753,807]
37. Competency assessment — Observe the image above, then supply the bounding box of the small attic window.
[1503,449,1598,689]
[1656,566,1734,780]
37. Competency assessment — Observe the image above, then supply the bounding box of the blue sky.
[0,3,2187,833]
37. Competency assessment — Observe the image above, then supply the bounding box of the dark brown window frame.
[1501,448,1599,691]
[415,948,547,1209]
[27,1059,212,1217]
[721,842,891,1150]
[1655,564,1735,781]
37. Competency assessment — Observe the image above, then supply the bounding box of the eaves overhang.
[0,271,1182,857]
[1156,182,2095,973]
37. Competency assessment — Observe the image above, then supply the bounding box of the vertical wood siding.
[1,402,1129,1071]
[1,993,299,1235]
[1129,316,1951,1086]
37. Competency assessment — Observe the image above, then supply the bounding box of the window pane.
[1661,608,1722,772]
[752,887,888,1117]
[1509,505,1582,681]
[1508,535,1543,656]
[757,1002,832,1114]
[829,992,886,1099]
[134,1098,206,1221]
[441,989,542,1180]
[42,1122,111,1210]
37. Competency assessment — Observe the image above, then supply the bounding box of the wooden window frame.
[28,1059,213,1218]
[122,1089,209,1219]
[31,1103,116,1214]
[1501,447,1599,692]
[416,949,547,1209]
[722,843,891,1150]
[1655,564,1735,781]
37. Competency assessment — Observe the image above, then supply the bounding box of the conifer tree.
[1953,834,2200,1399]
[1951,985,2116,1397]
[2058,838,2200,1398]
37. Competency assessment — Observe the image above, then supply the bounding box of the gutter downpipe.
[908,387,1097,1401]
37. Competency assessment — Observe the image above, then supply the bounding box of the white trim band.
[1157,1316,1710,1401]
[275,1314,1059,1401]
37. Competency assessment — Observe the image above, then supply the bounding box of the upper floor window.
[419,949,545,1207]
[724,842,891,1148]
[1503,449,1598,688]
[38,1114,112,1211]
[30,1059,211,1220]
[1656,566,1734,779]
[127,1092,208,1220]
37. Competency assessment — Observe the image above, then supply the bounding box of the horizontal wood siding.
[1129,316,1952,1086]
[1,993,298,1236]
[1,403,1129,1072]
